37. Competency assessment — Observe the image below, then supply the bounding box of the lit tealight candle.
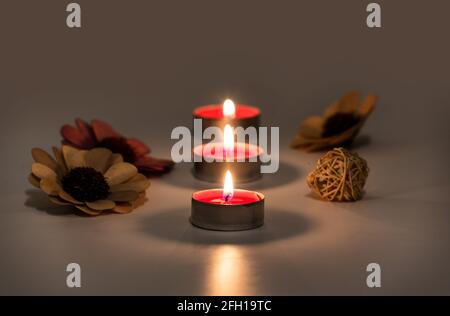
[191,170,265,231]
[193,125,263,183]
[193,99,260,132]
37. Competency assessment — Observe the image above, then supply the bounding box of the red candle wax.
[192,189,264,205]
[193,142,262,160]
[193,104,260,120]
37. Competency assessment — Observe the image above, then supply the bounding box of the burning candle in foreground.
[191,170,265,231]
[193,99,260,132]
[193,124,263,183]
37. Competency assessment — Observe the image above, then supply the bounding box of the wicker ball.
[307,147,369,201]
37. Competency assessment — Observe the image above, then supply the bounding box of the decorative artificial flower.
[61,118,174,176]
[291,91,377,152]
[28,146,150,215]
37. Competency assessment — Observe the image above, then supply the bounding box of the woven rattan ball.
[307,147,369,201]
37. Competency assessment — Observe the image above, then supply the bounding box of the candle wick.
[224,194,231,202]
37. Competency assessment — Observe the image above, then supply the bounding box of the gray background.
[0,0,449,295]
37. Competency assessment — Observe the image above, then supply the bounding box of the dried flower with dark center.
[322,113,359,138]
[62,167,110,202]
[29,146,150,216]
[97,137,137,163]
[291,91,377,152]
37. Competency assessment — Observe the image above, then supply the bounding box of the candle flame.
[222,170,234,202]
[223,124,234,156]
[223,99,236,118]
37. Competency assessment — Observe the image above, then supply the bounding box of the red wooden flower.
[61,118,174,176]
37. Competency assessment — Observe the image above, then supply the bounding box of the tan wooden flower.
[28,146,150,215]
[291,91,377,152]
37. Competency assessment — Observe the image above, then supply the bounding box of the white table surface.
[2,138,449,295]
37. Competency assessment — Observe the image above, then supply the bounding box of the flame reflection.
[205,245,251,295]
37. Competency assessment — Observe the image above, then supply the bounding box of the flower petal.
[62,145,86,169]
[338,91,361,113]
[28,173,41,188]
[127,173,147,183]
[32,163,58,181]
[299,116,323,139]
[127,138,150,158]
[49,196,71,205]
[52,146,68,174]
[110,178,150,193]
[104,162,137,186]
[86,200,116,211]
[134,156,174,176]
[112,202,133,214]
[108,190,139,202]
[75,204,102,216]
[323,101,341,120]
[324,91,360,119]
[111,153,123,164]
[358,94,377,119]
[40,178,61,196]
[131,192,147,209]
[61,124,89,148]
[91,119,121,142]
[31,148,59,172]
[75,118,96,147]
[85,148,113,173]
[59,190,83,204]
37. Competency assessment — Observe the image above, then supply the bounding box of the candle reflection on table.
[205,245,253,296]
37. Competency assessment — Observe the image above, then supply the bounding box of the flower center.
[322,113,359,138]
[97,137,136,163]
[62,167,110,202]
